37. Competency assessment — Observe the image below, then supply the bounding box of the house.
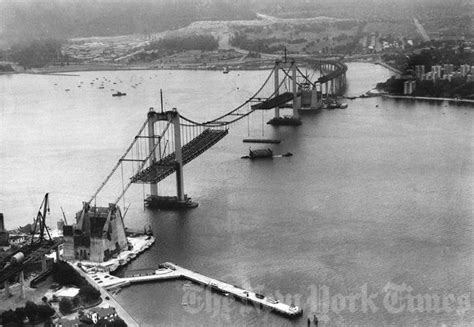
[87,307,118,324]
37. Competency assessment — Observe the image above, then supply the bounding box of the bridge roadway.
[131,128,228,184]
[82,262,303,318]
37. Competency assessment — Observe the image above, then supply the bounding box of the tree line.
[8,39,65,69]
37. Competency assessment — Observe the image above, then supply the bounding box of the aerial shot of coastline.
[0,0,472,326]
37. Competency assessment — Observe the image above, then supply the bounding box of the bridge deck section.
[131,128,228,184]
[251,92,294,110]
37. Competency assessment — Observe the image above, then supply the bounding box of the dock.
[82,262,303,319]
[164,262,303,318]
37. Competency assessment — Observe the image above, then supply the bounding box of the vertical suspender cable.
[248,106,250,137]
[121,162,126,211]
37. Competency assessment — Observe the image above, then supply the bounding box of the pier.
[81,262,303,318]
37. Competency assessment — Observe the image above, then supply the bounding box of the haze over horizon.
[0,0,471,49]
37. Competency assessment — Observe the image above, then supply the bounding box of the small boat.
[144,224,153,236]
[327,99,339,109]
[223,66,229,74]
[255,293,265,299]
[339,103,348,109]
[282,152,293,157]
[112,91,127,97]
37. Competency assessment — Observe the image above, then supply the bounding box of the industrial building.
[62,203,127,262]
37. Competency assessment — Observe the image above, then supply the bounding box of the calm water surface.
[1,63,472,326]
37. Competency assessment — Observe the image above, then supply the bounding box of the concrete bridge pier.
[41,256,48,272]
[19,270,25,299]
[310,86,319,109]
[292,60,301,117]
[55,246,61,262]
[4,280,10,297]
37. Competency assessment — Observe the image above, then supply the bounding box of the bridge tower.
[267,59,302,126]
[145,108,195,209]
[274,60,280,119]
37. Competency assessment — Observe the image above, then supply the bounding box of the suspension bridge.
[88,58,348,209]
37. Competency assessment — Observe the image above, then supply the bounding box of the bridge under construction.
[85,58,348,210]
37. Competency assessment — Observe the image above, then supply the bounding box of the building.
[62,203,127,262]
[415,65,425,79]
[431,65,442,80]
[444,64,454,76]
[403,80,416,95]
[460,64,471,77]
[87,307,118,324]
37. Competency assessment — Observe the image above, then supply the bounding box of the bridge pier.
[19,270,25,299]
[310,86,320,110]
[4,279,10,297]
[292,60,301,117]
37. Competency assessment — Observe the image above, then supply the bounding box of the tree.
[72,295,81,308]
[59,298,73,315]
[52,261,84,286]
[1,309,21,325]
[14,307,27,323]
[36,304,55,320]
[78,284,101,303]
[24,301,39,322]
[111,318,127,327]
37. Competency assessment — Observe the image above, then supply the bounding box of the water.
[1,63,472,326]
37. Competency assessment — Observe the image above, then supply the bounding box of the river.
[0,62,472,326]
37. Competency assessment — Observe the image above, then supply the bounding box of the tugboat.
[112,91,127,97]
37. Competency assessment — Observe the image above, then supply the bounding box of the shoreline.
[2,61,277,75]
[382,94,474,104]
